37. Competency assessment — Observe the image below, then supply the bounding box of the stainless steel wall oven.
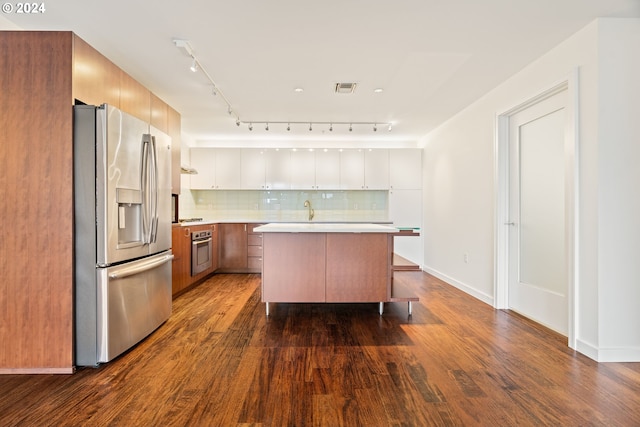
[191,229,213,275]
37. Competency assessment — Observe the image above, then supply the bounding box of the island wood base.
[260,228,418,315]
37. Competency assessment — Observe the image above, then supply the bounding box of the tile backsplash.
[179,189,389,222]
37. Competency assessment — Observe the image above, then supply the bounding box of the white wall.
[420,18,640,362]
[596,19,640,360]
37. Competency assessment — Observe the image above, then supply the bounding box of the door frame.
[493,70,579,349]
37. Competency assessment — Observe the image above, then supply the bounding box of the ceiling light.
[190,58,198,73]
[329,124,333,132]
[309,123,312,131]
[294,87,304,93]
[373,124,377,132]
[388,123,393,131]
[349,124,353,132]
[236,119,240,126]
[373,88,384,93]
[265,123,269,131]
[287,123,290,131]
[249,123,253,131]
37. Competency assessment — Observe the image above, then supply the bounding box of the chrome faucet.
[304,200,314,221]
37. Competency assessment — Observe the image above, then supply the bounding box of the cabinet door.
[265,149,291,189]
[290,149,316,189]
[340,149,365,189]
[171,226,192,295]
[325,233,389,302]
[218,223,248,270]
[364,149,389,189]
[241,148,266,189]
[389,149,422,189]
[189,148,217,189]
[214,148,242,189]
[262,233,326,302]
[315,149,341,189]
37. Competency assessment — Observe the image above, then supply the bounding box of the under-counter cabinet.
[217,223,248,272]
[171,223,218,296]
[247,224,265,273]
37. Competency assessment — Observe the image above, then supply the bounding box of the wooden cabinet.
[167,106,181,195]
[171,225,191,295]
[217,223,248,272]
[261,231,393,304]
[172,223,218,297]
[0,31,181,373]
[247,224,264,273]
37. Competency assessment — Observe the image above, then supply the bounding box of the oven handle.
[192,238,212,246]
[108,254,174,279]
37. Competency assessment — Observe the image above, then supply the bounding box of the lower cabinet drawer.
[248,245,262,257]
[248,256,262,270]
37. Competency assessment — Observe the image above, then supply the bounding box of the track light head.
[349,124,353,132]
[265,123,269,131]
[249,123,253,131]
[287,123,290,131]
[329,124,333,132]
[373,124,377,132]
[189,58,198,72]
[309,123,312,131]
[236,119,240,127]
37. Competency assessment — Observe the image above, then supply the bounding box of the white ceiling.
[3,1,639,145]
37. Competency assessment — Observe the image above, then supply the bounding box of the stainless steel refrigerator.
[74,104,173,366]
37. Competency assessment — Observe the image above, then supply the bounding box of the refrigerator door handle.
[150,135,159,243]
[141,134,152,244]
[108,253,174,279]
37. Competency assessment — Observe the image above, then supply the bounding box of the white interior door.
[508,90,568,335]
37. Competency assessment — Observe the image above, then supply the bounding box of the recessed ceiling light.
[294,87,304,93]
[373,88,384,93]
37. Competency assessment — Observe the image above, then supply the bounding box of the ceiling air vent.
[335,82,357,94]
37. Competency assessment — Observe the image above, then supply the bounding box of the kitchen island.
[253,223,417,315]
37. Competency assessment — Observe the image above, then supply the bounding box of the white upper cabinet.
[189,148,241,189]
[389,148,422,189]
[364,149,389,189]
[340,149,365,189]
[315,149,341,189]
[290,149,316,189]
[189,148,216,189]
[241,148,266,189]
[265,149,291,189]
[340,149,389,189]
[214,148,242,189]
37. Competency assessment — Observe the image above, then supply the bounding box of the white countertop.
[253,223,399,233]
[176,219,393,227]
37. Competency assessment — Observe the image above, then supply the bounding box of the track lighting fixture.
[388,123,393,131]
[174,38,394,134]
[190,58,198,73]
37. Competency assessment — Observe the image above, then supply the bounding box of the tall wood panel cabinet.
[0,31,181,374]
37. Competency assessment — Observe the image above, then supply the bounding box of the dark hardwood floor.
[1,272,639,426]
